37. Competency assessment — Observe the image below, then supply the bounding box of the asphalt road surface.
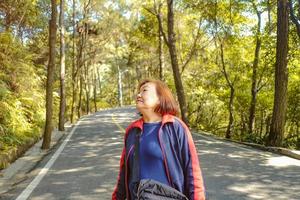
[1,107,300,200]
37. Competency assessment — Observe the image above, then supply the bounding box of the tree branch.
[181,19,202,74]
[143,3,169,47]
[143,6,156,15]
[220,42,233,88]
[289,0,300,38]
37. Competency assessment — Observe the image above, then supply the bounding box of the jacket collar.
[128,114,175,131]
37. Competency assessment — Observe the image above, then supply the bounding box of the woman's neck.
[141,111,162,123]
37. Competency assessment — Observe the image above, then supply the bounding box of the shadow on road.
[4,107,299,200]
[24,107,139,200]
[194,136,300,200]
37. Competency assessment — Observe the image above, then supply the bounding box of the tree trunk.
[84,63,90,114]
[297,122,300,149]
[97,68,102,95]
[118,65,123,107]
[78,74,83,119]
[249,9,262,134]
[157,4,164,80]
[259,110,264,138]
[82,7,90,114]
[83,23,90,114]
[226,87,235,139]
[4,9,12,31]
[93,68,97,112]
[266,115,271,135]
[220,43,235,139]
[167,0,188,125]
[267,0,289,147]
[267,0,272,34]
[76,20,85,119]
[240,111,247,137]
[71,0,76,123]
[71,79,77,123]
[74,28,85,120]
[42,0,57,150]
[158,26,164,80]
[59,0,66,131]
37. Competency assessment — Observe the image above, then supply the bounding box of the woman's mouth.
[136,98,143,103]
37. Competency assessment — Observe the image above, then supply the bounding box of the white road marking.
[15,120,81,200]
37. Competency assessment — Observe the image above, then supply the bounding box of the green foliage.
[284,72,300,149]
[0,94,43,149]
[0,32,45,152]
[1,0,300,154]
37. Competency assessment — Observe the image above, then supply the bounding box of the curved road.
[1,107,300,200]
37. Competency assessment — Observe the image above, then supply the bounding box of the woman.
[112,79,206,200]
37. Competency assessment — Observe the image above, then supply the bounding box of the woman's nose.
[137,93,141,97]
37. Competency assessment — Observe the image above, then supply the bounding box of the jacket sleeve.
[178,121,206,200]
[112,147,127,200]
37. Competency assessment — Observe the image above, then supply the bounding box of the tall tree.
[248,1,262,134]
[144,1,202,122]
[76,23,84,119]
[70,0,77,123]
[78,0,91,117]
[78,73,83,118]
[157,1,164,80]
[42,0,57,149]
[267,0,289,147]
[220,43,236,139]
[93,65,98,112]
[84,59,91,114]
[143,0,165,80]
[59,0,66,131]
[165,0,188,124]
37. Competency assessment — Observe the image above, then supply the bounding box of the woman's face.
[136,82,160,113]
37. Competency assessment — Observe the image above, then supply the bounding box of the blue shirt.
[139,122,170,186]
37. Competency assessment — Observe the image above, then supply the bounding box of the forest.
[0,0,299,160]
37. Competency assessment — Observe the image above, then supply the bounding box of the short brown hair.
[138,79,179,116]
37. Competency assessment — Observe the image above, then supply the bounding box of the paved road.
[1,107,300,200]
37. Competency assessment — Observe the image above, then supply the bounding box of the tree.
[42,0,57,149]
[220,43,236,139]
[248,1,262,135]
[70,0,77,123]
[59,0,66,131]
[3,0,300,155]
[165,0,188,125]
[157,2,164,80]
[267,0,289,147]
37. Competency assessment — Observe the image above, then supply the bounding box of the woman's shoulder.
[164,116,192,140]
[171,116,188,131]
[125,118,143,134]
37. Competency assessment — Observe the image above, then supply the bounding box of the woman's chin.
[136,104,143,111]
